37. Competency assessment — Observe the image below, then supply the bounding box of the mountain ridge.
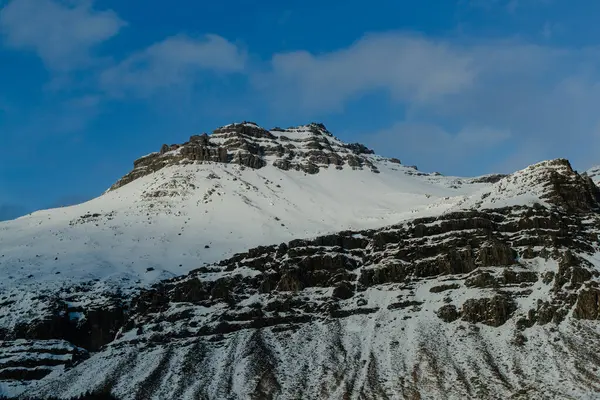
[108,122,385,192]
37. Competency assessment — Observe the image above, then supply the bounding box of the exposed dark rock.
[461,295,517,327]
[573,288,600,319]
[465,272,498,288]
[332,282,355,299]
[466,269,537,288]
[109,122,388,190]
[276,271,303,292]
[536,301,569,325]
[344,143,375,155]
[0,339,88,383]
[430,283,461,293]
[387,300,423,310]
[477,241,516,267]
[110,202,600,346]
[538,159,600,212]
[502,269,538,285]
[437,304,460,322]
[469,174,508,184]
[11,299,125,352]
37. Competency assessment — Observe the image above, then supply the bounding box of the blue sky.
[2,0,600,220]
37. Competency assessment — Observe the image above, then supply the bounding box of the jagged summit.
[454,158,600,212]
[110,122,384,191]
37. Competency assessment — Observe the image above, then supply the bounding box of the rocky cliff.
[109,122,381,191]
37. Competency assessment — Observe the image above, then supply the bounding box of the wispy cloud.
[255,34,566,117]
[255,33,475,112]
[256,32,600,173]
[0,0,125,71]
[100,34,247,97]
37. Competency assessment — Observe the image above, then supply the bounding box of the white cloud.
[256,33,567,118]
[257,35,567,115]
[255,33,475,112]
[100,35,246,97]
[255,31,600,172]
[0,0,124,71]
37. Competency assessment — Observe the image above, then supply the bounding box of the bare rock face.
[540,159,600,212]
[468,173,508,184]
[437,304,460,322]
[109,122,382,191]
[461,295,517,326]
[7,299,125,353]
[0,340,87,383]
[573,287,600,319]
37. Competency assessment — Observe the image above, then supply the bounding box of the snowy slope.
[588,165,600,185]
[0,124,492,290]
[451,158,599,212]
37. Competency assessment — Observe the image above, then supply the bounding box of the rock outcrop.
[109,122,382,191]
[0,340,86,383]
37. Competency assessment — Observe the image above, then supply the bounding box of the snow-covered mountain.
[2,122,600,399]
[0,122,494,289]
[587,165,600,185]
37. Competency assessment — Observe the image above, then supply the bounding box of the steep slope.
[18,158,600,399]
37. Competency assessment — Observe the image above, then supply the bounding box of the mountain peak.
[109,122,384,191]
[586,165,600,185]
[454,158,600,212]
